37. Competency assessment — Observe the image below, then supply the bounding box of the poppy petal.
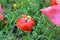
[41,5,60,26]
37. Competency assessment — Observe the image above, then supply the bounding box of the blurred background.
[0,0,60,40]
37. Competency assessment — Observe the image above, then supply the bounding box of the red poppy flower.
[41,5,60,26]
[0,14,4,20]
[50,0,60,6]
[16,15,34,32]
[0,4,3,20]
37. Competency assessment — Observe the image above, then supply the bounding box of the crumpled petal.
[50,0,57,6]
[41,5,60,26]
[50,0,60,6]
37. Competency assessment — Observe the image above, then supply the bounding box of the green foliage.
[0,0,60,40]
